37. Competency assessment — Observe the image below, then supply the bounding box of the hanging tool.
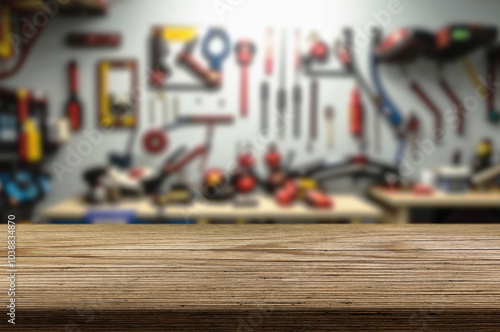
[0,6,13,59]
[427,25,498,125]
[150,27,170,87]
[277,31,287,138]
[302,32,349,77]
[293,29,302,139]
[17,89,29,161]
[235,40,256,117]
[431,25,497,100]
[461,57,489,99]
[65,32,121,48]
[202,28,231,73]
[265,28,274,76]
[142,114,234,161]
[66,60,83,131]
[325,106,334,150]
[433,25,497,60]
[150,26,231,91]
[439,79,466,134]
[486,45,500,123]
[176,29,230,90]
[143,93,168,155]
[17,90,41,163]
[98,59,138,128]
[261,28,274,136]
[374,30,440,142]
[410,82,443,143]
[371,29,413,164]
[407,113,420,154]
[337,28,381,153]
[178,40,223,88]
[307,79,318,152]
[260,82,269,135]
[349,88,365,154]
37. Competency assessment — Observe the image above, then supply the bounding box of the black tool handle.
[261,82,269,136]
[310,79,318,140]
[293,84,302,139]
[277,89,286,138]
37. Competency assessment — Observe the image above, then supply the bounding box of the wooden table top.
[165,194,381,220]
[41,194,381,221]
[370,186,500,208]
[4,224,500,331]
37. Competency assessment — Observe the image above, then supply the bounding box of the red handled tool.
[66,33,121,48]
[407,113,420,153]
[439,80,465,135]
[410,82,443,143]
[178,42,222,88]
[265,28,274,76]
[349,88,365,154]
[349,88,364,138]
[66,60,83,131]
[235,40,256,117]
[142,114,234,155]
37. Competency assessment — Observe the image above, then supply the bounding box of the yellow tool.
[97,59,138,128]
[24,119,42,163]
[162,27,197,42]
[0,6,13,59]
[17,89,42,163]
[461,57,489,99]
[296,178,318,199]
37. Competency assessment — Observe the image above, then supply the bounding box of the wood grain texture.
[41,195,381,222]
[370,187,500,207]
[2,224,500,331]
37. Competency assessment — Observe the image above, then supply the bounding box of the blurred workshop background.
[1,0,500,224]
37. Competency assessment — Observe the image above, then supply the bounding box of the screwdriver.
[260,82,269,136]
[261,28,274,136]
[235,40,256,117]
[325,106,334,149]
[293,29,302,139]
[307,78,318,152]
[277,31,287,139]
[66,60,83,131]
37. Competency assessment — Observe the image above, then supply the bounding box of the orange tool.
[349,88,364,138]
[66,60,83,131]
[235,40,256,117]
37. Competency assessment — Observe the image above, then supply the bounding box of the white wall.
[2,0,500,219]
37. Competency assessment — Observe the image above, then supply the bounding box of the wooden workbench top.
[370,186,500,207]
[41,194,381,222]
[3,224,500,331]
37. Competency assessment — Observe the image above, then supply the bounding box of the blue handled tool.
[370,30,405,164]
[202,28,230,72]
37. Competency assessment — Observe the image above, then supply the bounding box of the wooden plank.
[370,186,500,208]
[41,195,381,222]
[165,195,381,221]
[1,225,500,331]
[40,197,159,220]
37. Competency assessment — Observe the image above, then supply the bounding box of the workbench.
[4,224,500,331]
[41,194,382,224]
[370,186,500,224]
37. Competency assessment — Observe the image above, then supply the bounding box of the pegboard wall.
[2,0,500,219]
